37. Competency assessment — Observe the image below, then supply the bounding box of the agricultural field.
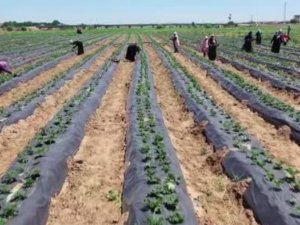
[0,25,300,225]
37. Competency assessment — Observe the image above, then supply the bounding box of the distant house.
[294,15,300,22]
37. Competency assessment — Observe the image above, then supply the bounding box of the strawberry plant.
[146,215,164,225]
[164,194,179,211]
[285,167,299,182]
[0,184,10,195]
[1,203,18,219]
[145,197,163,214]
[167,211,184,224]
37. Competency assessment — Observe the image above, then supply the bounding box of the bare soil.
[0,38,113,108]
[47,60,134,225]
[161,43,300,172]
[215,60,300,111]
[0,47,117,176]
[146,44,258,225]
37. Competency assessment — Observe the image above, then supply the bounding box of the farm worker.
[255,30,262,45]
[125,43,141,62]
[170,32,180,53]
[242,32,254,53]
[70,40,84,55]
[77,27,82,34]
[271,31,283,53]
[0,60,12,74]
[200,36,209,57]
[287,25,291,36]
[282,33,291,46]
[208,35,219,61]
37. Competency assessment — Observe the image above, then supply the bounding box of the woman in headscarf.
[242,32,254,53]
[255,30,262,45]
[201,36,209,57]
[70,40,84,55]
[0,59,12,74]
[170,32,180,53]
[208,35,218,61]
[271,31,283,53]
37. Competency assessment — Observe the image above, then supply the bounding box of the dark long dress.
[125,44,141,62]
[72,41,84,55]
[255,32,262,45]
[170,36,179,53]
[242,34,253,52]
[208,38,218,61]
[271,34,281,53]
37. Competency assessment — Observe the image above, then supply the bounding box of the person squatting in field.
[200,36,209,58]
[125,43,141,62]
[242,32,254,53]
[208,35,219,61]
[0,59,12,74]
[70,40,84,55]
[170,32,180,53]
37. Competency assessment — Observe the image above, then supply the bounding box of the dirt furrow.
[0,46,117,176]
[145,44,258,225]
[47,60,134,225]
[215,60,300,111]
[0,38,112,108]
[160,43,300,171]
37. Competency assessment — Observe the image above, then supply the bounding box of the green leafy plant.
[167,211,184,224]
[294,204,300,215]
[2,203,18,218]
[3,169,18,184]
[0,184,10,194]
[164,194,179,211]
[140,144,151,154]
[293,180,300,192]
[273,160,284,170]
[24,177,35,188]
[27,169,40,180]
[145,197,163,214]
[146,215,164,225]
[105,189,120,202]
[285,167,299,181]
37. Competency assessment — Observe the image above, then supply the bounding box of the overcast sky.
[1,0,299,24]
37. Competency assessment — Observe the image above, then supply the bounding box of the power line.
[284,1,287,23]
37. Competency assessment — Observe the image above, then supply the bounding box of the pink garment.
[201,39,209,54]
[0,60,12,74]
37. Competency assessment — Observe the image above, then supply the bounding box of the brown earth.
[0,37,113,108]
[47,60,134,225]
[0,46,117,177]
[146,44,258,225]
[215,60,300,111]
[159,42,300,172]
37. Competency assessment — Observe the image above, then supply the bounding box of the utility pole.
[284,1,287,23]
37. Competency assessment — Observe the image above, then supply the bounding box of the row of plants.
[11,34,107,69]
[151,38,300,225]
[219,51,300,87]
[217,40,300,66]
[0,34,111,86]
[0,39,115,130]
[0,42,126,224]
[172,39,300,143]
[220,48,300,76]
[123,42,197,224]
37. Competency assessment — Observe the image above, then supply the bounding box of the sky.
[1,0,300,24]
